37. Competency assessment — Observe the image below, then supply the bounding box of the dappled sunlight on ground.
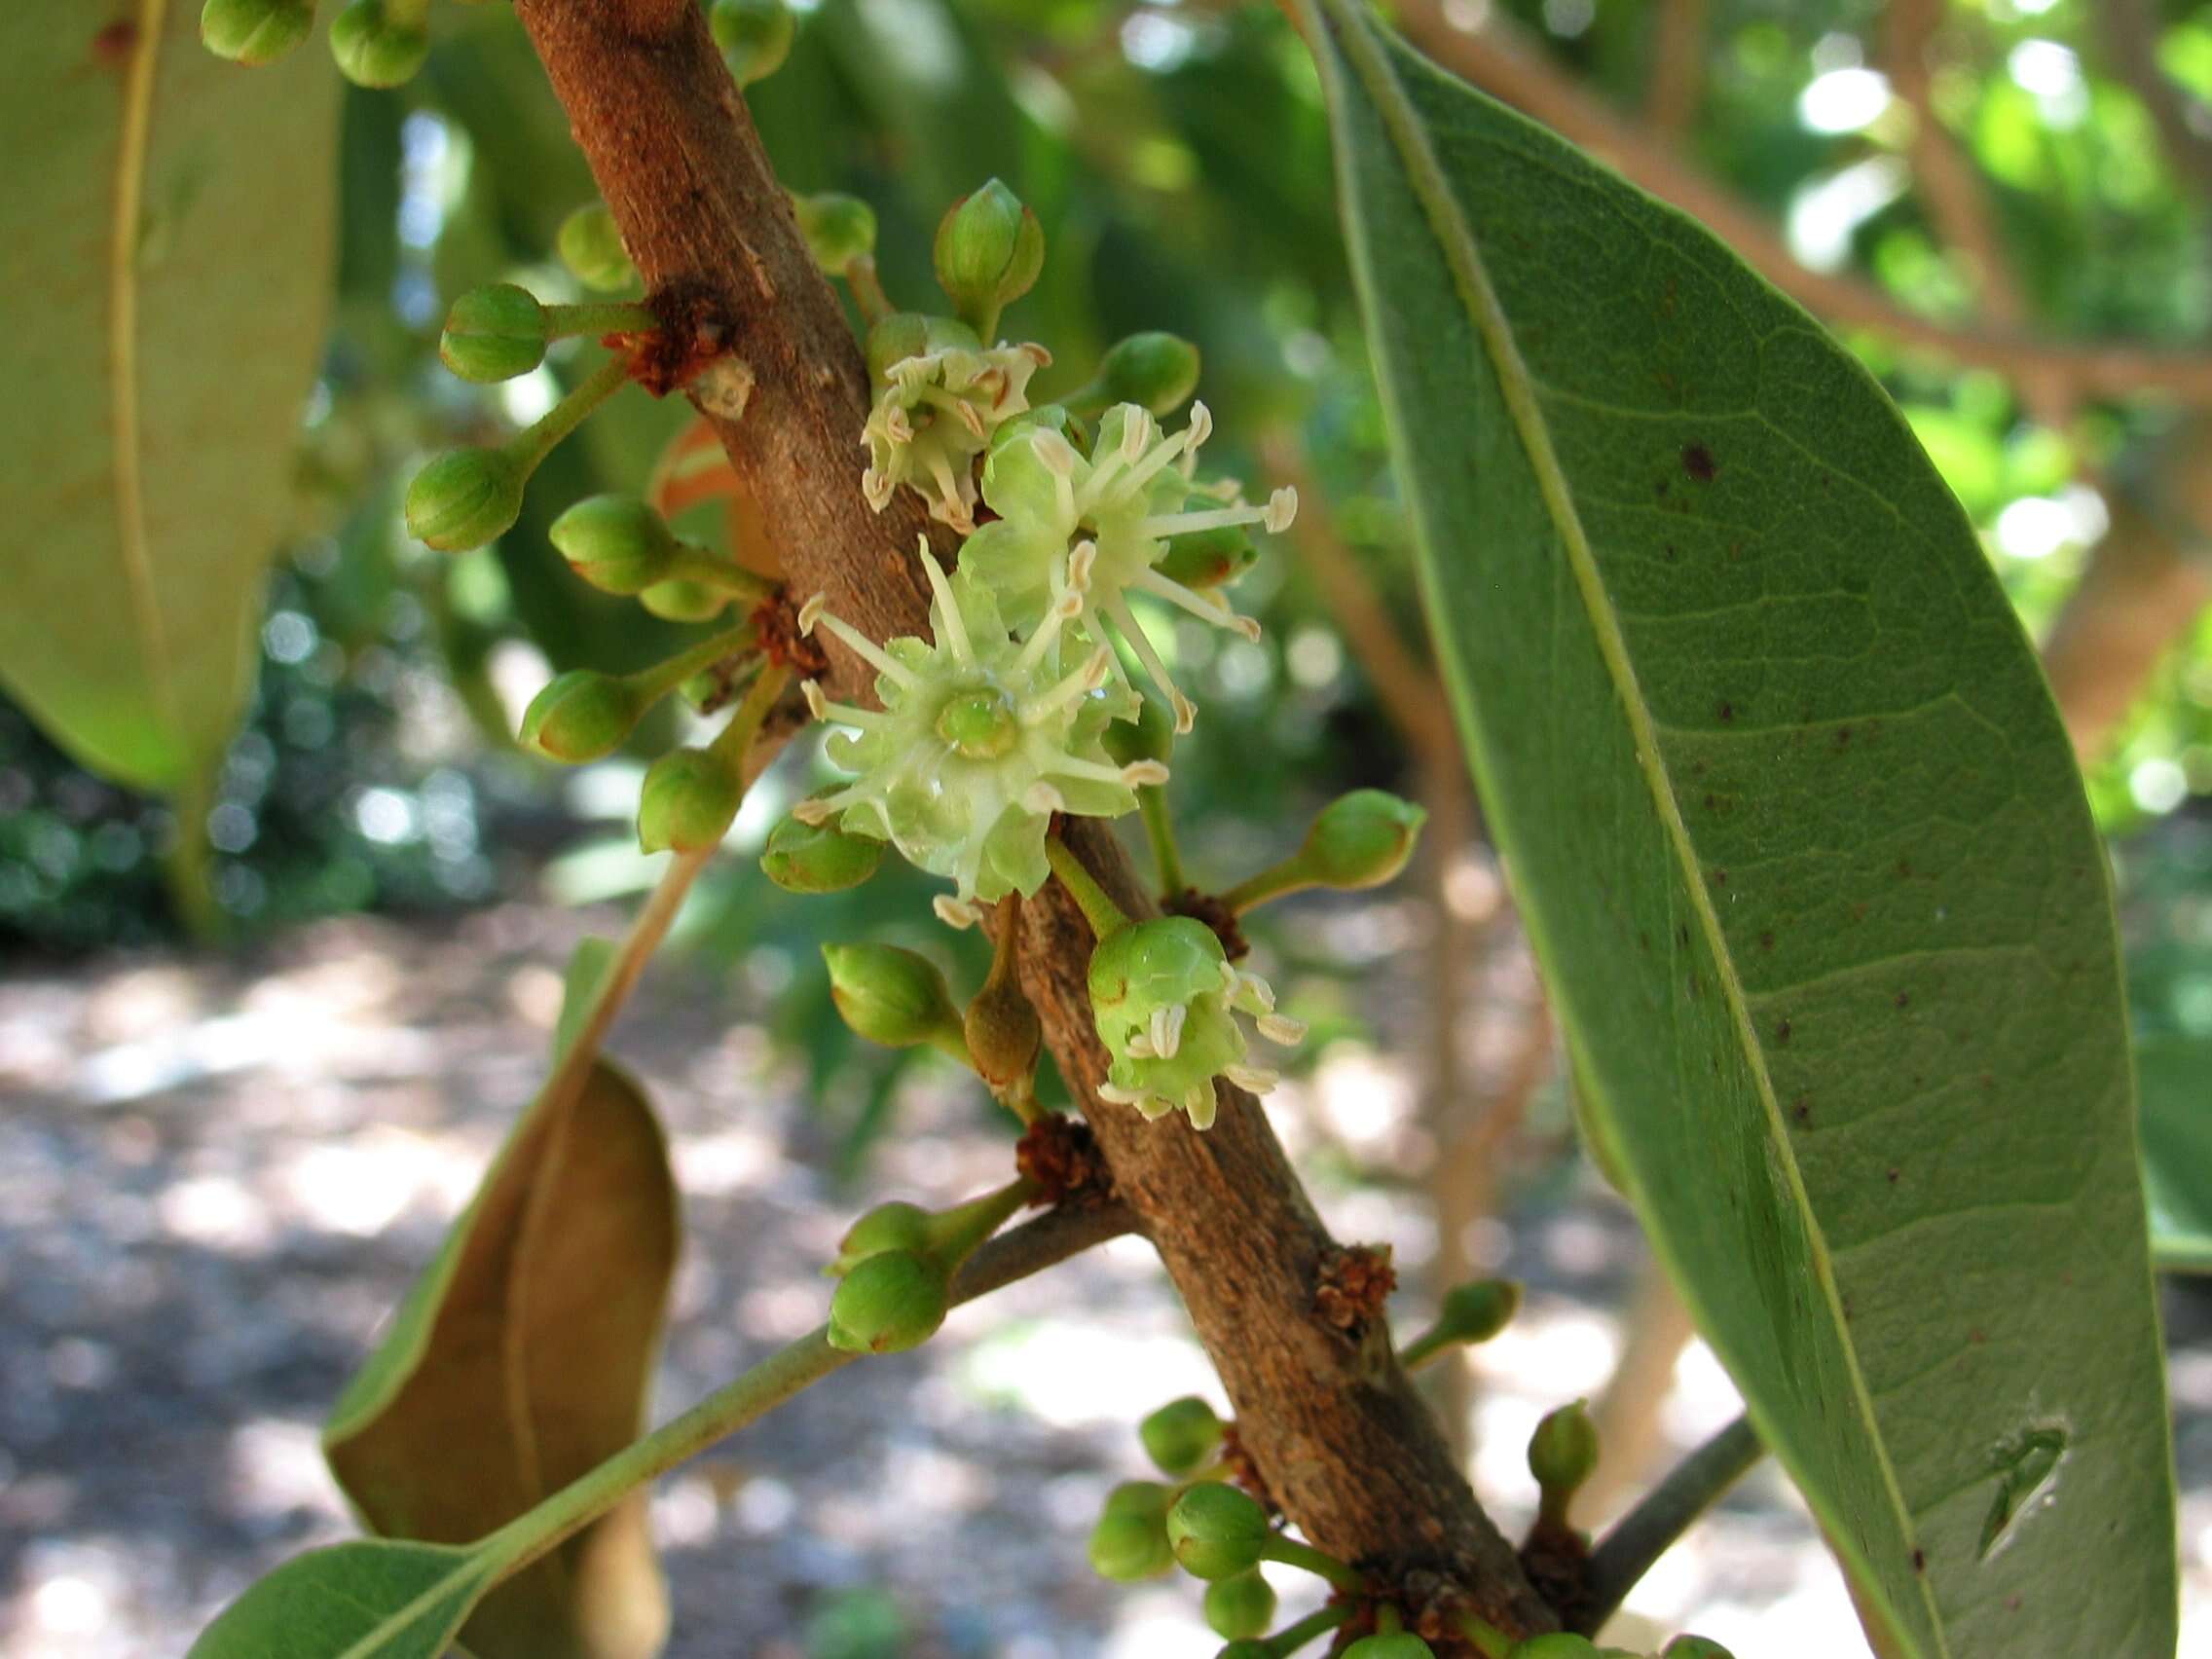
[4,904,2209,1656]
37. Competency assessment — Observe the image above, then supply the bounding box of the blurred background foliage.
[5,0,2211,1211]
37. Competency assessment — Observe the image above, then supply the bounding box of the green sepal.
[708,0,795,85]
[329,0,428,88]
[405,447,526,553]
[200,0,314,64]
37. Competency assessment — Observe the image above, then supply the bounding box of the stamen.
[1122,408,1154,461]
[1105,594,1196,732]
[813,608,921,688]
[1045,753,1149,789]
[801,680,830,719]
[1097,1081,1145,1106]
[1235,969,1275,1012]
[885,405,914,443]
[1150,1004,1186,1060]
[1135,1092,1177,1122]
[1021,781,1067,815]
[1067,538,1099,592]
[1183,1085,1218,1129]
[1131,567,1259,634]
[1013,600,1071,679]
[924,451,974,530]
[1124,1033,1157,1060]
[797,594,827,634]
[1120,760,1169,788]
[1032,428,1078,477]
[861,468,893,512]
[933,894,981,930]
[1257,1014,1307,1046]
[792,791,855,827]
[1263,485,1298,534]
[1224,1064,1278,1095]
[917,544,976,667]
[1019,649,1109,724]
[1184,401,1213,452]
[1133,503,1269,540]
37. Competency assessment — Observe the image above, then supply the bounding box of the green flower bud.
[201,0,313,64]
[548,495,679,595]
[1138,1395,1224,1477]
[1090,331,1201,415]
[328,0,428,88]
[637,747,743,854]
[865,312,981,382]
[1165,1482,1271,1582]
[826,1248,948,1353]
[1156,524,1258,592]
[1202,1569,1275,1641]
[1344,1639,1435,1659]
[963,968,1040,1096]
[1301,790,1426,891]
[761,807,884,894]
[1100,690,1174,770]
[1088,1483,1175,1582]
[1661,1640,1735,1659]
[934,178,1046,327]
[708,0,794,84]
[1437,1278,1521,1346]
[438,284,549,384]
[405,447,526,553]
[640,578,729,622]
[1529,1400,1599,1520]
[823,942,963,1051]
[793,192,876,273]
[830,1199,935,1276]
[518,670,643,763]
[1510,1638,1602,1659]
[558,203,636,292]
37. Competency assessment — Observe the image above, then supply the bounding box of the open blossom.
[1087,916,1305,1129]
[861,341,1050,533]
[796,548,1163,915]
[956,403,1296,731]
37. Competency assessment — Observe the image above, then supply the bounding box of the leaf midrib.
[110,0,182,756]
[1309,4,1946,1651]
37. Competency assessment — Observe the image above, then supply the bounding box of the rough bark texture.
[509,0,1553,1634]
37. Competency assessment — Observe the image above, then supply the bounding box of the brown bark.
[508,0,1553,1634]
[2043,421,2212,758]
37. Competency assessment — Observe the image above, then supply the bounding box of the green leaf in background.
[185,1538,497,1659]
[0,6,335,792]
[556,936,620,1061]
[323,1055,680,1659]
[1301,5,2174,1655]
[2138,1035,2212,1273]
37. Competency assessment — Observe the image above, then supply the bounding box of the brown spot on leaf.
[1682,443,1718,483]
[1887,1166,1900,1185]
[1758,931,1775,952]
[1775,1018,1792,1043]
[1717,700,1735,722]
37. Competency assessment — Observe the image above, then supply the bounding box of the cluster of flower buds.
[821,1180,1029,1353]
[201,0,433,88]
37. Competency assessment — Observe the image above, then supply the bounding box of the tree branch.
[1643,0,1709,139]
[2097,0,2212,205]
[1389,0,2212,402]
[506,0,1554,1634]
[1574,1414,1763,1634]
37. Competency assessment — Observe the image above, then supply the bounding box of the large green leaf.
[186,1538,496,1659]
[0,6,335,792]
[324,1055,680,1659]
[1301,6,2173,1654]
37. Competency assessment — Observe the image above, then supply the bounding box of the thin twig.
[1388,0,2212,401]
[1575,1413,1764,1633]
[1643,0,1708,138]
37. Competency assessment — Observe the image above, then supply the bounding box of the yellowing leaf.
[0,6,336,792]
[324,1060,680,1659]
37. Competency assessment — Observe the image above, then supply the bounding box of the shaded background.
[5,0,2212,1653]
